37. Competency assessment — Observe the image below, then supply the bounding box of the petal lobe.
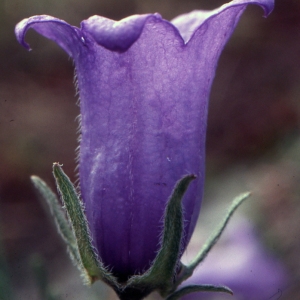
[15,15,82,57]
[81,14,162,52]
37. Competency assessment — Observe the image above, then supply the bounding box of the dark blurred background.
[0,0,300,299]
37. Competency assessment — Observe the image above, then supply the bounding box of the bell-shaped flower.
[181,217,289,300]
[15,0,273,284]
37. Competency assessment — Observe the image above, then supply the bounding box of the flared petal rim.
[80,14,160,52]
[15,0,274,54]
[172,0,273,43]
[15,15,83,57]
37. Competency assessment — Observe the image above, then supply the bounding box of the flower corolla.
[15,0,274,282]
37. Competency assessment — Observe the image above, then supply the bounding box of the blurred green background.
[0,0,300,299]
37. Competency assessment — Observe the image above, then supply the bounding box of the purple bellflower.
[16,0,274,299]
[181,217,289,300]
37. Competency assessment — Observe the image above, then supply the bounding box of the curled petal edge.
[172,0,274,43]
[80,13,162,52]
[83,0,274,51]
[15,15,82,57]
[15,0,273,54]
[219,0,274,18]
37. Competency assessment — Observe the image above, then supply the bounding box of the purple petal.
[81,14,161,52]
[77,17,201,278]
[15,0,274,279]
[15,15,83,57]
[181,218,288,300]
[77,0,273,278]
[172,0,273,43]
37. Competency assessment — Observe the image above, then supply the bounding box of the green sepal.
[125,175,196,297]
[31,175,81,267]
[52,163,119,288]
[165,284,233,300]
[174,192,251,288]
[32,166,251,300]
